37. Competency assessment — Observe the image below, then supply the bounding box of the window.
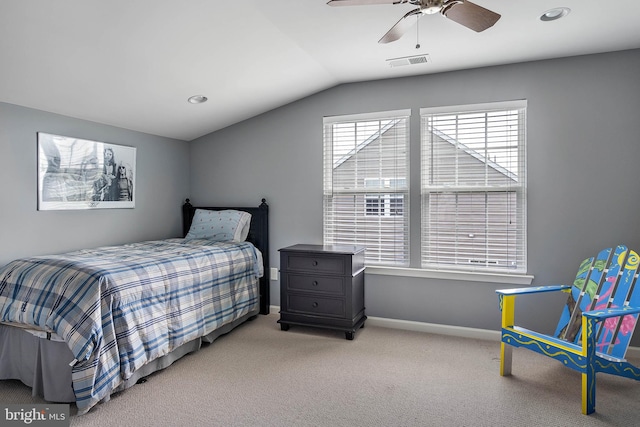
[323,101,527,275]
[365,178,406,217]
[323,110,410,266]
[421,101,527,273]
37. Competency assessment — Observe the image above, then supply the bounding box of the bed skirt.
[0,309,258,405]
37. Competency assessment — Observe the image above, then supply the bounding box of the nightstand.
[278,244,366,340]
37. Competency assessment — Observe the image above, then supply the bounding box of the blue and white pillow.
[186,209,252,242]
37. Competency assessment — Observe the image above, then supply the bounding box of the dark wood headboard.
[182,198,270,315]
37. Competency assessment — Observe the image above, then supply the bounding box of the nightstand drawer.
[287,295,345,317]
[287,273,345,295]
[285,254,344,274]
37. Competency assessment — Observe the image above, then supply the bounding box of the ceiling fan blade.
[327,0,404,6]
[379,8,422,44]
[442,1,500,32]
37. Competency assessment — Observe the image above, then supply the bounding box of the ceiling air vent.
[386,54,431,68]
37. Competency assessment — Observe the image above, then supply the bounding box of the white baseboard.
[366,316,502,341]
[268,305,640,359]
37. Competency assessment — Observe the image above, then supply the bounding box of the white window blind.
[323,110,410,266]
[420,101,527,273]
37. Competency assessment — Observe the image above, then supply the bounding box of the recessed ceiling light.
[188,95,208,104]
[540,7,570,22]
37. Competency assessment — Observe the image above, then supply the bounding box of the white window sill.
[365,266,534,285]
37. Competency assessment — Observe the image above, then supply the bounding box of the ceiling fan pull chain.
[415,14,421,49]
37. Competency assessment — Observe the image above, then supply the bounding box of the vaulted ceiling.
[1,1,639,141]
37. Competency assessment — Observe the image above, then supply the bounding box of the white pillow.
[186,209,252,242]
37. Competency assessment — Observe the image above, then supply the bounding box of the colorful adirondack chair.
[496,245,640,414]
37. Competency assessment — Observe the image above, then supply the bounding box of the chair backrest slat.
[591,247,631,353]
[554,256,594,340]
[555,247,616,342]
[587,247,627,313]
[602,250,640,358]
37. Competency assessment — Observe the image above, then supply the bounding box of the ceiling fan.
[327,0,501,44]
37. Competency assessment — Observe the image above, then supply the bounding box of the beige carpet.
[2,313,640,427]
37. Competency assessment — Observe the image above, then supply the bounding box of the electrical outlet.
[270,267,279,281]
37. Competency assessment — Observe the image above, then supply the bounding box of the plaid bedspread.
[0,238,263,414]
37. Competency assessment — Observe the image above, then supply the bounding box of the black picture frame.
[37,132,136,210]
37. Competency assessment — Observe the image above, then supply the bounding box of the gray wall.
[0,102,189,266]
[189,48,640,340]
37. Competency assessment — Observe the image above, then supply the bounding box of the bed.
[0,198,269,414]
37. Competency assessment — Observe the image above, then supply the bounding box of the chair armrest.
[496,285,570,296]
[583,306,640,320]
[497,285,571,327]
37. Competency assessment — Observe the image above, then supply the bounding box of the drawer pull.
[312,302,319,308]
[312,260,318,266]
[312,281,319,286]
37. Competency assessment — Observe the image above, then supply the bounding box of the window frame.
[323,109,411,267]
[420,100,528,274]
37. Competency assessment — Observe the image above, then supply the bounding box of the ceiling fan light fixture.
[422,0,444,15]
[540,7,570,22]
[423,6,441,15]
[188,95,208,104]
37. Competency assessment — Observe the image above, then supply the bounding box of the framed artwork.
[37,132,136,210]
